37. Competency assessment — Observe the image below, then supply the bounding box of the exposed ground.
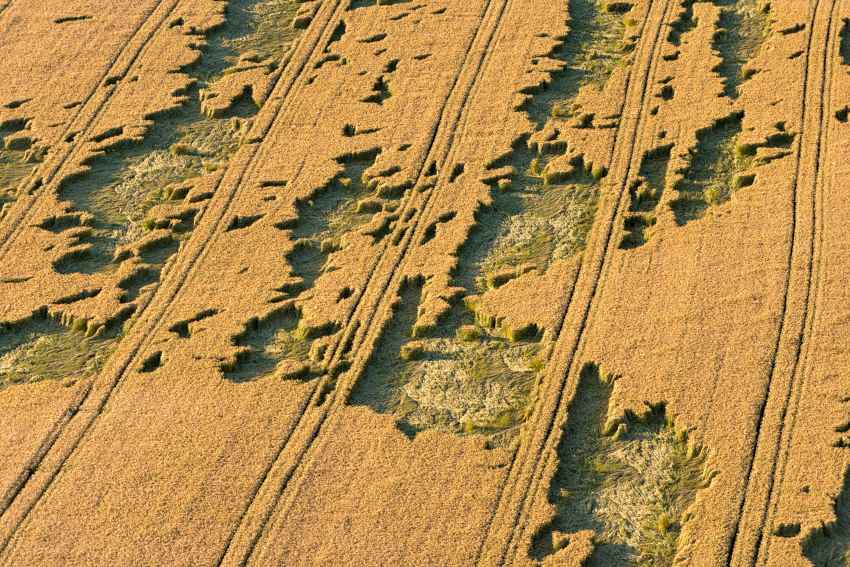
[0,0,849,566]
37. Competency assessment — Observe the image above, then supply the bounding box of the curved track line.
[758,7,841,563]
[471,0,662,562]
[473,0,674,563]
[725,2,836,564]
[0,1,342,559]
[0,0,181,520]
[214,1,521,563]
[0,0,179,255]
[728,1,840,564]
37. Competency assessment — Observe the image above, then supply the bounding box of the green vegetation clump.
[392,336,539,436]
[477,153,598,289]
[91,116,248,245]
[221,0,301,70]
[292,154,383,249]
[592,421,710,565]
[568,0,633,90]
[350,283,542,443]
[478,182,597,285]
[532,363,714,566]
[0,125,38,217]
[224,307,313,382]
[550,0,635,119]
[0,319,116,389]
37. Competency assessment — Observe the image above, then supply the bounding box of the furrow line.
[0,0,341,559]
[727,1,839,564]
[213,1,517,563]
[0,0,179,256]
[475,0,675,563]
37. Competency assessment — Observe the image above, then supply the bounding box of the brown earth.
[0,0,849,565]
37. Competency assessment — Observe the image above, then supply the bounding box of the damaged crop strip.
[55,0,302,276]
[531,363,715,565]
[5,0,304,388]
[548,0,636,121]
[223,149,390,383]
[619,0,772,248]
[349,277,544,444]
[349,0,641,443]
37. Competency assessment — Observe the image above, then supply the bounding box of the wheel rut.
[473,0,678,563]
[0,0,341,559]
[727,1,840,564]
[212,0,521,563]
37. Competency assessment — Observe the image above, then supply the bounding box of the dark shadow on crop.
[224,306,312,382]
[620,144,671,249]
[841,18,850,67]
[348,280,423,424]
[667,1,696,48]
[803,471,850,566]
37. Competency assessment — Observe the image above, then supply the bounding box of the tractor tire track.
[213,1,519,563]
[757,3,840,563]
[0,0,181,520]
[0,0,342,558]
[474,0,675,563]
[727,1,838,564]
[0,0,179,256]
